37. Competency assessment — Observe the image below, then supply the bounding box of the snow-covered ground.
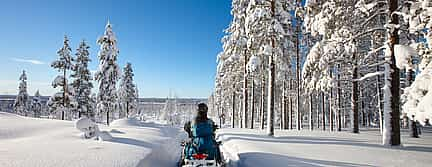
[3,111,431,167]
[217,128,432,167]
[0,112,186,167]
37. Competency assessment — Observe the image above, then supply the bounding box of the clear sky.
[0,0,232,98]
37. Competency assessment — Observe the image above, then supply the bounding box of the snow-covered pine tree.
[48,35,74,120]
[401,0,432,138]
[13,70,29,116]
[214,0,249,128]
[245,0,289,136]
[303,0,395,134]
[30,90,42,118]
[119,63,137,118]
[71,40,93,119]
[95,22,120,126]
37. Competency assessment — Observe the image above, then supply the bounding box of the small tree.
[13,70,29,116]
[119,63,137,118]
[31,90,42,118]
[71,40,93,118]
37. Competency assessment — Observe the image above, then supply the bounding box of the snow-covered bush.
[75,117,113,140]
[75,117,99,139]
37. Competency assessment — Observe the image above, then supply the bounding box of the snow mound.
[75,117,99,138]
[110,117,142,127]
[75,117,112,141]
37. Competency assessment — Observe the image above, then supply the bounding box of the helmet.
[197,103,208,113]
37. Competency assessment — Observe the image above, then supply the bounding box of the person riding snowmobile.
[182,103,221,162]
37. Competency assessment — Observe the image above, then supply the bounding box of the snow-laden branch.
[354,72,384,82]
[360,10,388,29]
[348,27,387,42]
[358,46,387,66]
[360,60,389,68]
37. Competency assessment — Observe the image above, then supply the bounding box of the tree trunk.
[316,95,320,129]
[407,68,417,136]
[251,80,255,129]
[377,68,383,133]
[289,79,293,130]
[281,82,286,130]
[309,93,313,131]
[62,68,66,120]
[329,70,333,131]
[410,115,419,138]
[383,0,401,146]
[243,50,248,129]
[232,91,236,128]
[107,104,110,126]
[126,102,129,118]
[266,39,276,136]
[330,88,333,131]
[322,92,326,131]
[352,64,359,133]
[296,18,301,131]
[337,64,342,131]
[260,71,266,130]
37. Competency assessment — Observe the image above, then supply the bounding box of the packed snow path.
[217,128,432,167]
[0,112,186,167]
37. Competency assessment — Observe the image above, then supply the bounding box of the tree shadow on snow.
[109,129,125,134]
[219,133,432,153]
[238,152,377,167]
[109,137,154,148]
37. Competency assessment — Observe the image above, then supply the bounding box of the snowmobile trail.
[137,123,188,167]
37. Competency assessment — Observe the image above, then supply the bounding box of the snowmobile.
[179,139,225,167]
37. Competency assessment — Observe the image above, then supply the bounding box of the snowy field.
[217,128,432,167]
[2,111,432,167]
[0,112,186,167]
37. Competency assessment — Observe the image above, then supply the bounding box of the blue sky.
[0,0,232,98]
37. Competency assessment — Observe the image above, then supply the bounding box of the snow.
[403,65,432,125]
[394,44,417,70]
[0,112,186,167]
[261,45,272,56]
[52,75,65,88]
[355,71,384,82]
[246,55,260,73]
[217,128,432,167]
[75,117,99,138]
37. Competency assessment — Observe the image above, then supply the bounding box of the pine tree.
[245,0,288,136]
[71,40,93,119]
[401,0,432,138]
[48,36,74,120]
[13,70,29,116]
[30,90,42,118]
[119,63,137,118]
[95,22,120,126]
